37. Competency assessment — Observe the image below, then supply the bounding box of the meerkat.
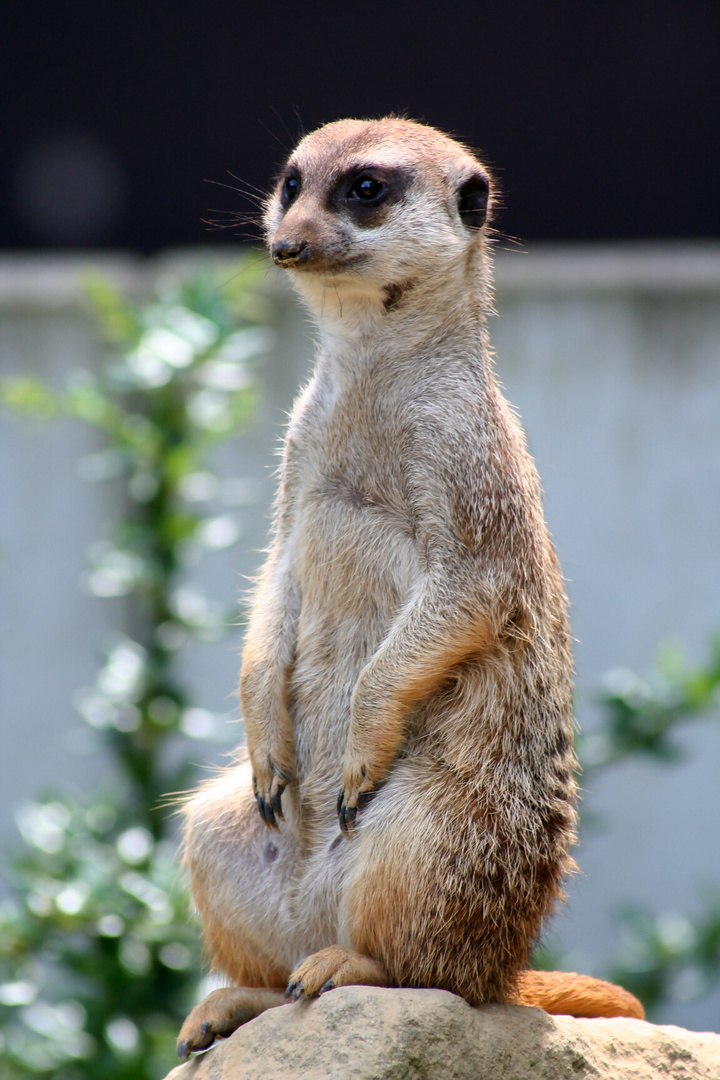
[176,117,644,1058]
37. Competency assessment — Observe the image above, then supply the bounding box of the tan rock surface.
[164,986,720,1080]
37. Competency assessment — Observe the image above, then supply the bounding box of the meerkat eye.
[348,176,386,203]
[282,172,301,204]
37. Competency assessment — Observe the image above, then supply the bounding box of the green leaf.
[82,274,140,344]
[0,377,61,421]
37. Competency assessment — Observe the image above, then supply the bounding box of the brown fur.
[515,970,645,1019]
[177,118,643,1059]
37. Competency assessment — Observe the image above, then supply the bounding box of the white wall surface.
[1,246,718,1029]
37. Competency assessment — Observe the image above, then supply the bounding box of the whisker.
[269,105,300,150]
[258,115,291,153]
[201,219,263,239]
[488,228,527,252]
[205,205,263,216]
[204,209,263,224]
[205,178,266,206]
[225,171,269,198]
[216,251,269,292]
[291,104,305,139]
[202,215,262,228]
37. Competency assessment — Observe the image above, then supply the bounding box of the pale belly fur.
[286,465,422,803]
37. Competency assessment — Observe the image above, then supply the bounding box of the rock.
[164,986,720,1080]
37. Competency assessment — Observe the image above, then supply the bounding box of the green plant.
[579,638,720,775]
[535,641,720,1018]
[0,259,272,1079]
[609,893,720,1016]
[583,640,720,1018]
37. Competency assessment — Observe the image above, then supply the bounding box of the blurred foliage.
[588,641,720,1019]
[578,637,720,775]
[610,894,720,1016]
[0,802,200,1078]
[543,640,720,1020]
[0,259,272,1079]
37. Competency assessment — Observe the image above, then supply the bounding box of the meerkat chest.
[285,370,423,614]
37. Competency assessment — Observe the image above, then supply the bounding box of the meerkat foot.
[176,987,285,1059]
[285,945,389,1001]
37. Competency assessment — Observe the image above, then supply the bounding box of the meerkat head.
[263,118,493,325]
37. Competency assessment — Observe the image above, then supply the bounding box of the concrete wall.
[1,246,718,1028]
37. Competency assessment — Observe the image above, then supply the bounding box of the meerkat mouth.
[272,247,370,277]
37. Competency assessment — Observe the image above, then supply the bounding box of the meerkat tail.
[514,970,645,1020]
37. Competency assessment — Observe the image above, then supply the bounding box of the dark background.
[2,0,719,252]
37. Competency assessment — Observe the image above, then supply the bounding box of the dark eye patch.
[281,168,301,206]
[331,165,412,226]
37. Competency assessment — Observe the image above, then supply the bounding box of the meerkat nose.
[271,238,310,267]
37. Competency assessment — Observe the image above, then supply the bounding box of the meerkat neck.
[293,259,493,366]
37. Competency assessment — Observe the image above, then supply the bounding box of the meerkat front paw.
[337,758,379,837]
[250,750,294,831]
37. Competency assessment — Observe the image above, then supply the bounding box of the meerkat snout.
[271,237,310,268]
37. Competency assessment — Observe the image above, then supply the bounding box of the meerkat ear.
[457,173,490,230]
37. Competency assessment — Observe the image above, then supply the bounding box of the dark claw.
[337,784,378,836]
[271,782,286,823]
[254,784,280,831]
[255,790,269,825]
[254,771,288,830]
[356,788,376,813]
[337,788,358,837]
[263,797,278,831]
[343,803,357,836]
[319,978,335,995]
[191,1020,216,1052]
[285,978,305,1002]
[177,1040,188,1061]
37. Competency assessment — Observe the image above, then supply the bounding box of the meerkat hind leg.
[177,986,285,1059]
[286,945,389,1001]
